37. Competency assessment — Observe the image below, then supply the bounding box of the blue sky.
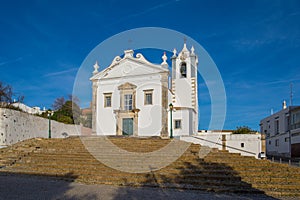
[0,0,299,131]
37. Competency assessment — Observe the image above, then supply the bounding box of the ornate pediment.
[90,49,169,81]
[117,82,137,90]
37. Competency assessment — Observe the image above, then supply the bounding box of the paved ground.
[0,173,296,200]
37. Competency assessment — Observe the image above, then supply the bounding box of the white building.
[90,43,198,137]
[260,101,300,158]
[11,102,44,115]
[181,131,264,158]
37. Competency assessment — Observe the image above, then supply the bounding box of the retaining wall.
[0,108,81,147]
[181,133,263,158]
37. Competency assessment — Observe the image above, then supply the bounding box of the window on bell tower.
[180,62,187,78]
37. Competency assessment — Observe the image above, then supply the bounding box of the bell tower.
[170,41,198,133]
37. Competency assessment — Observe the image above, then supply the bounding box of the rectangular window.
[275,139,279,146]
[285,137,289,142]
[275,120,279,134]
[104,93,112,107]
[291,111,300,130]
[292,132,300,137]
[174,120,182,129]
[124,94,133,110]
[286,115,290,132]
[241,143,244,148]
[144,90,153,105]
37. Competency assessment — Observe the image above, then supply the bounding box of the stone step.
[2,169,264,194]
[3,166,251,187]
[204,159,290,167]
[242,176,300,184]
[204,161,271,166]
[28,145,197,152]
[7,165,247,182]
[26,151,198,158]
[9,162,298,175]
[12,158,300,182]
[17,155,300,176]
[20,155,197,164]
[1,136,300,197]
[204,157,257,162]
[252,183,300,191]
[206,152,243,156]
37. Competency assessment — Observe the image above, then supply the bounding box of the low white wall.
[181,133,224,149]
[0,108,81,147]
[226,134,262,158]
[181,133,262,158]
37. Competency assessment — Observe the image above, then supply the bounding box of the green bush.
[232,126,256,134]
[57,115,73,124]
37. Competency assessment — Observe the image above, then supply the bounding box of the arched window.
[180,62,187,78]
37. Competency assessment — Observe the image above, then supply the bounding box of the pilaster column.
[91,81,98,135]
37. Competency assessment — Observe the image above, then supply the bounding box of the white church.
[90,42,198,137]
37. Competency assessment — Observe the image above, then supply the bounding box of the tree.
[51,95,81,124]
[0,81,24,106]
[0,81,13,103]
[68,94,80,105]
[52,97,65,110]
[232,126,256,134]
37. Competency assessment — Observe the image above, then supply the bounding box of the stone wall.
[0,108,81,147]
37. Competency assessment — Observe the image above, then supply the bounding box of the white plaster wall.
[97,81,118,135]
[226,134,261,158]
[260,108,289,137]
[181,133,223,149]
[170,109,196,136]
[166,90,173,138]
[278,134,289,153]
[96,74,164,136]
[181,133,262,158]
[265,139,272,154]
[266,134,290,155]
[261,108,292,157]
[266,138,274,155]
[172,110,189,136]
[173,78,192,108]
[136,76,162,136]
[0,108,81,147]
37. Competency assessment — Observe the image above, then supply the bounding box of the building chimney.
[282,100,287,109]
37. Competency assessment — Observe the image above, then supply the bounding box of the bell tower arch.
[170,41,198,134]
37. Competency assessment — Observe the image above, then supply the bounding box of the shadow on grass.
[112,157,280,200]
[0,138,283,199]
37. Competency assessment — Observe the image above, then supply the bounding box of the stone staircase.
[0,138,42,167]
[0,136,299,197]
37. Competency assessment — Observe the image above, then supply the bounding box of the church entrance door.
[122,118,133,136]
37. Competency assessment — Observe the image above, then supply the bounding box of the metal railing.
[268,156,300,168]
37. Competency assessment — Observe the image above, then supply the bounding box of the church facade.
[90,43,198,137]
